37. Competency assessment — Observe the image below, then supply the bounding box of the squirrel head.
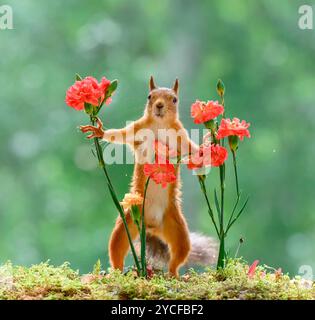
[145,76,179,123]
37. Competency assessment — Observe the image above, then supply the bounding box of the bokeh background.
[1,0,315,277]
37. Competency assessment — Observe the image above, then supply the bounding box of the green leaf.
[104,79,118,101]
[75,73,82,81]
[214,189,221,219]
[235,196,250,221]
[96,79,119,113]
[107,79,118,96]
[226,196,249,233]
[229,193,242,220]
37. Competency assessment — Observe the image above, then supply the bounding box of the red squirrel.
[80,77,217,277]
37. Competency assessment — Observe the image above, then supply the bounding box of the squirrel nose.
[156,103,164,109]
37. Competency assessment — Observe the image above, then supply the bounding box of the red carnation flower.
[217,118,250,141]
[144,162,176,188]
[65,76,112,111]
[191,100,224,124]
[185,144,228,170]
[184,145,212,170]
[210,144,228,167]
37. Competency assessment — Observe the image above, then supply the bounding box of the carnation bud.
[130,205,141,225]
[216,79,225,98]
[204,119,217,132]
[228,135,239,152]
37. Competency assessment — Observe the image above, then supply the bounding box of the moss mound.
[0,259,313,300]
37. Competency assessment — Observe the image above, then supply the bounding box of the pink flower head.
[217,118,251,141]
[191,100,224,124]
[144,162,176,188]
[247,260,259,279]
[65,76,112,111]
[184,144,228,170]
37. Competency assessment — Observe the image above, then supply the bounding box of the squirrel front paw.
[79,117,104,139]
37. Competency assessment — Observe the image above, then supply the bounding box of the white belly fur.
[144,181,169,228]
[134,125,171,229]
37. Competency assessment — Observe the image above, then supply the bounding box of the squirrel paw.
[79,117,104,139]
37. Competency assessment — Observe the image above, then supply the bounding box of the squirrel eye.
[148,94,151,100]
[173,97,177,104]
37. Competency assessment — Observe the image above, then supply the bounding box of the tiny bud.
[228,135,239,152]
[216,79,225,98]
[239,237,244,244]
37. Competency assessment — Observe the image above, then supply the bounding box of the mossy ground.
[0,259,314,300]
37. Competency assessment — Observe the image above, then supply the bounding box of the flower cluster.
[187,80,251,269]
[186,98,250,171]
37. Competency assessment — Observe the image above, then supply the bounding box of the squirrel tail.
[140,232,218,269]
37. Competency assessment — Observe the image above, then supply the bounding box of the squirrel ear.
[149,76,156,91]
[172,78,179,94]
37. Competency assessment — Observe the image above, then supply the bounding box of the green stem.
[217,163,225,269]
[197,176,219,237]
[90,116,141,274]
[140,178,150,277]
[226,193,241,232]
[217,235,225,269]
[216,92,226,269]
[232,150,240,197]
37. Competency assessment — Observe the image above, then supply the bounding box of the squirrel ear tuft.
[149,76,156,91]
[172,78,179,94]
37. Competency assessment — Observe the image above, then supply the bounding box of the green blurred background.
[1,0,315,277]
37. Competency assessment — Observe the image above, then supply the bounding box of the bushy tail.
[139,232,218,269]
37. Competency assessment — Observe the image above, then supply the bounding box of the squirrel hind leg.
[162,213,191,277]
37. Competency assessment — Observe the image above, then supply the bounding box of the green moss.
[0,259,314,300]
